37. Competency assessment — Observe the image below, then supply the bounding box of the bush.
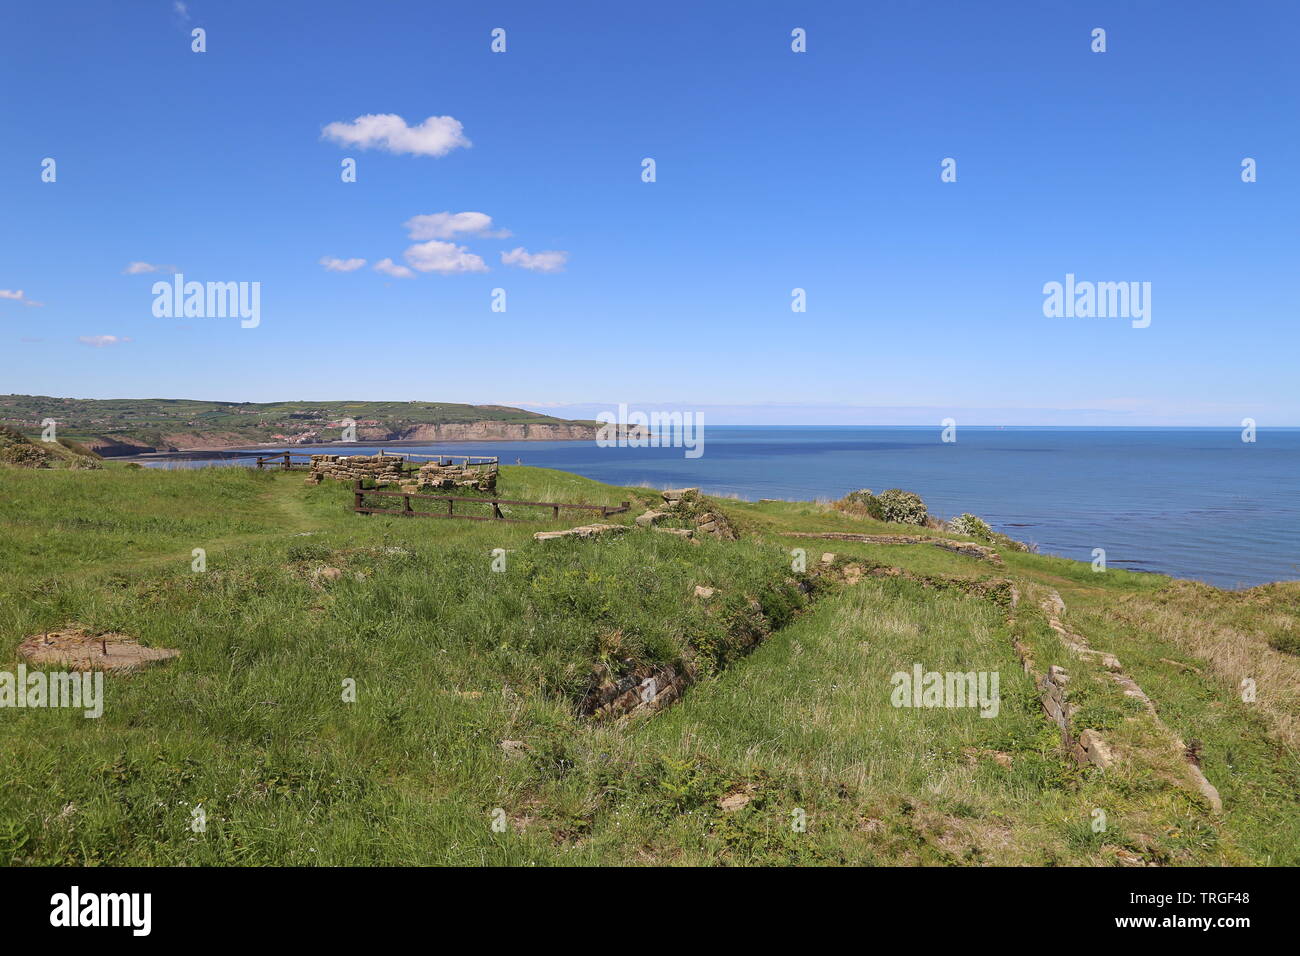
[0,443,52,468]
[949,513,993,540]
[834,488,928,525]
[874,488,928,525]
[836,488,884,520]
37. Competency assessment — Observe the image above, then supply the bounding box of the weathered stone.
[1078,729,1114,769]
[18,629,180,674]
[653,527,694,538]
[693,585,717,599]
[635,510,666,527]
[533,523,629,542]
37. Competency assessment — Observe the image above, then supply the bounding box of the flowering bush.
[875,488,928,525]
[949,513,993,540]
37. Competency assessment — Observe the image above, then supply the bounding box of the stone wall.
[305,454,497,493]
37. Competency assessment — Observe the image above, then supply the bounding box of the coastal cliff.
[0,395,607,456]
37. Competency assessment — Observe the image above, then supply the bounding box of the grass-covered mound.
[0,425,103,470]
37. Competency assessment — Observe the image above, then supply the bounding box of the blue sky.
[2,1,1297,425]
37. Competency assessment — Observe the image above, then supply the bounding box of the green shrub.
[875,488,928,525]
[835,488,928,525]
[949,513,993,539]
[0,424,29,445]
[0,443,52,468]
[836,488,884,520]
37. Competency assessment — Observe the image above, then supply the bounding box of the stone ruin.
[407,459,498,493]
[635,488,737,540]
[304,454,497,493]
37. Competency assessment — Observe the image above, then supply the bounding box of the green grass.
[1,464,1297,865]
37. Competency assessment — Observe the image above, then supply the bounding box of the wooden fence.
[255,452,314,470]
[352,481,629,522]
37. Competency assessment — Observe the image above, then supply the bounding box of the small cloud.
[123,262,178,275]
[404,211,509,240]
[1,289,43,306]
[173,1,191,20]
[404,240,488,274]
[78,335,133,348]
[321,114,470,158]
[319,256,367,272]
[374,258,415,279]
[500,247,568,273]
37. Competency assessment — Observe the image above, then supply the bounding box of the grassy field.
[1,462,1298,866]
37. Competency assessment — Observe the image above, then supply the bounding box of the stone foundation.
[305,454,497,493]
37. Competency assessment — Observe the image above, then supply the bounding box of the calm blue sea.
[145,427,1300,589]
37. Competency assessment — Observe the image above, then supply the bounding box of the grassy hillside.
[1,463,1297,865]
[0,394,599,454]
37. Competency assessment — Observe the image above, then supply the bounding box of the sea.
[137,426,1299,589]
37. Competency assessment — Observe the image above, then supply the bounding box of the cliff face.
[90,420,602,454]
[394,422,597,441]
[87,436,158,456]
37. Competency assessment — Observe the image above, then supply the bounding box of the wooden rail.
[255,452,314,470]
[376,452,498,469]
[352,481,629,522]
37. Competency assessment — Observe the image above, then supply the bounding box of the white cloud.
[403,240,488,274]
[403,211,509,240]
[374,258,415,279]
[173,2,190,20]
[123,262,178,275]
[500,247,568,273]
[319,256,367,272]
[321,114,471,157]
[1,289,43,306]
[78,335,132,348]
